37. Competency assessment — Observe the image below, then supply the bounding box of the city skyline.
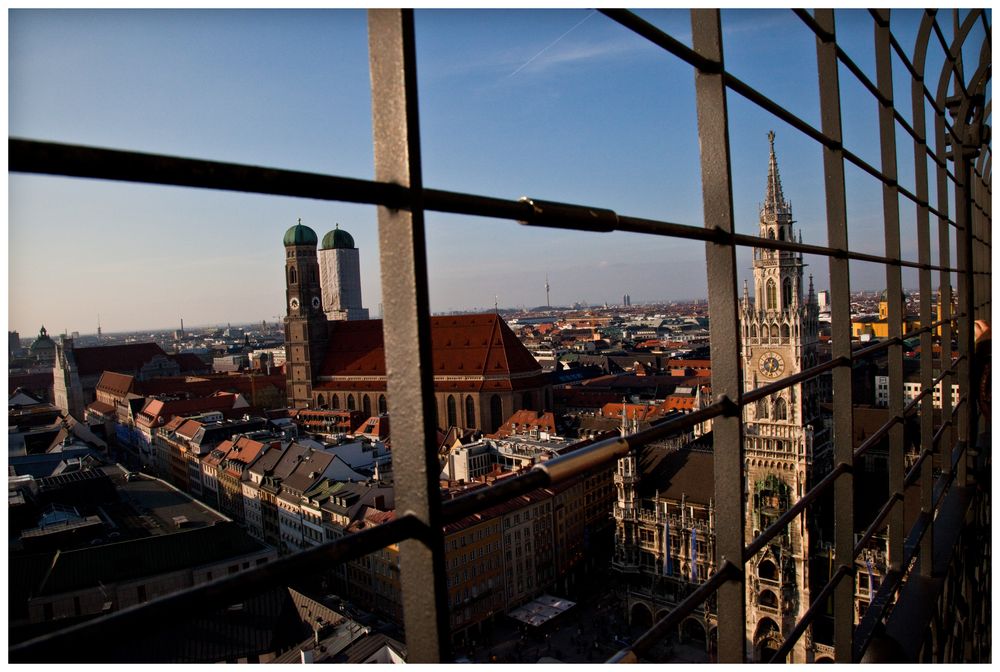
[9,9,965,333]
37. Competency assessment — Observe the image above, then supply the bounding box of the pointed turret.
[761,131,793,242]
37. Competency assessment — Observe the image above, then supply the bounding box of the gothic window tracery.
[766,280,777,310]
[774,397,788,421]
[782,278,792,307]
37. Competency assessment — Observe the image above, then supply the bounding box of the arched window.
[782,278,792,308]
[317,394,325,409]
[447,395,457,427]
[781,323,790,339]
[751,324,758,339]
[756,399,769,419]
[778,227,785,241]
[766,279,777,310]
[774,397,787,420]
[347,395,356,411]
[331,394,339,409]
[759,590,778,608]
[363,395,372,418]
[288,266,297,285]
[490,395,503,433]
[770,324,779,338]
[378,394,387,414]
[758,559,777,580]
[767,229,775,239]
[465,396,476,428]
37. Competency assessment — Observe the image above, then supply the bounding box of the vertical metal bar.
[949,37,971,489]
[954,150,975,486]
[874,11,906,572]
[690,9,746,663]
[814,9,855,662]
[367,9,451,662]
[909,19,936,579]
[933,84,954,483]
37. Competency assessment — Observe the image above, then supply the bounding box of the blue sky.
[9,9,983,333]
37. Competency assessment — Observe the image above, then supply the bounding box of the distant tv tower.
[180,318,185,336]
[97,314,102,341]
[545,274,551,308]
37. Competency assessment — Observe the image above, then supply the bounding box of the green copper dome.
[283,219,318,247]
[321,224,355,250]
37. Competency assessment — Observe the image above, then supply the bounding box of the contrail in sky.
[506,9,597,79]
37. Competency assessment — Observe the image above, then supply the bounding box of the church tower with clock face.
[740,132,822,662]
[284,219,328,409]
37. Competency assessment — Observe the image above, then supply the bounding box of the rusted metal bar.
[368,9,450,661]
[814,8,857,662]
[691,8,746,663]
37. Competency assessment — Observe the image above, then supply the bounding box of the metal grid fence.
[8,8,991,664]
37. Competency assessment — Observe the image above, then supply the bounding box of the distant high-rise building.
[9,330,21,356]
[817,290,829,312]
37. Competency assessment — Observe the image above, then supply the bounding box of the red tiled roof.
[490,409,557,439]
[175,419,204,439]
[662,396,697,411]
[665,359,712,370]
[86,400,115,416]
[71,342,167,377]
[136,393,240,429]
[600,402,664,421]
[170,353,210,372]
[137,374,285,398]
[95,371,135,398]
[317,314,545,391]
[8,371,53,395]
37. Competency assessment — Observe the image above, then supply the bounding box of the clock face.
[289,297,300,311]
[759,351,785,378]
[311,296,322,310]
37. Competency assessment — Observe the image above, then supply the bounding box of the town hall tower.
[739,132,823,662]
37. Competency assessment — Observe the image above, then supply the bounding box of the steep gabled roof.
[318,315,543,389]
[95,371,135,398]
[71,343,167,377]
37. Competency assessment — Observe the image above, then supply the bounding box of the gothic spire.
[762,131,790,224]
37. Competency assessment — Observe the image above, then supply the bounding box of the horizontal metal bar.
[854,491,903,558]
[9,138,408,207]
[9,513,422,662]
[607,560,741,663]
[11,138,964,274]
[903,447,934,488]
[442,398,736,523]
[598,9,719,74]
[440,468,550,523]
[744,462,851,561]
[600,11,962,230]
[767,564,852,663]
[743,356,849,405]
[850,318,966,362]
[853,415,902,460]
